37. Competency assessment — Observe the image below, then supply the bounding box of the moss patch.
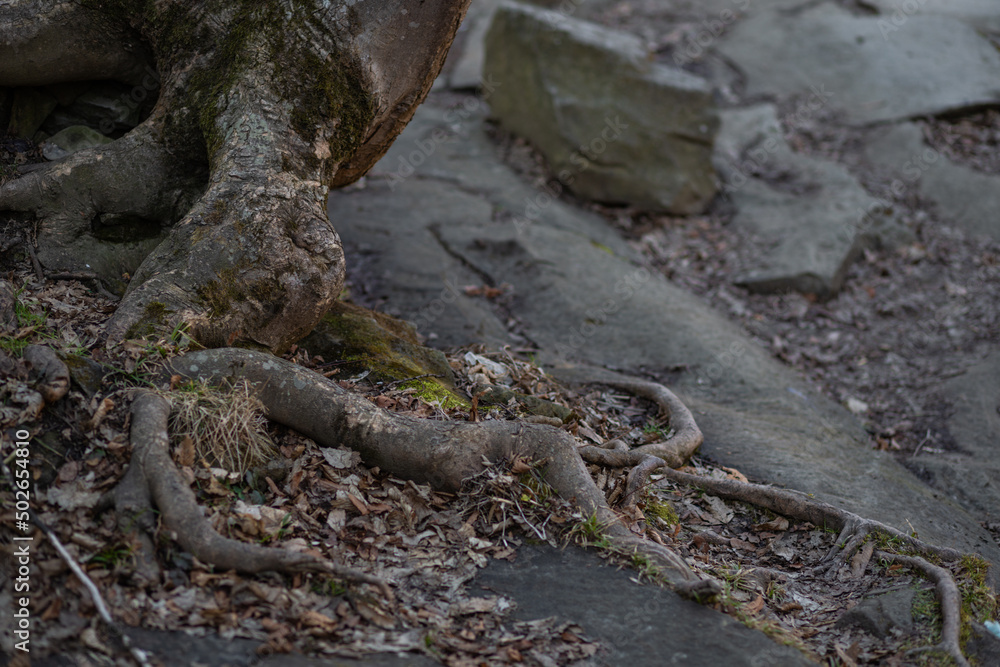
[300,301,467,407]
[123,300,173,339]
[473,384,575,422]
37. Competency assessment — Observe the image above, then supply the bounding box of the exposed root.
[576,376,703,469]
[652,467,965,565]
[23,344,69,405]
[0,278,15,332]
[162,348,720,593]
[115,391,392,599]
[640,466,977,663]
[876,551,970,667]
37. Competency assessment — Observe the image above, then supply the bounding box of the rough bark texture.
[0,0,471,351]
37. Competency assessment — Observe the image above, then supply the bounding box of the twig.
[0,462,152,665]
[24,242,44,282]
[46,271,120,301]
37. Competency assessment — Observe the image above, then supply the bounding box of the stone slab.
[330,96,1000,588]
[863,121,1000,240]
[911,352,1000,524]
[714,105,908,295]
[717,3,1000,125]
[865,0,1000,33]
[484,1,718,213]
[474,543,811,666]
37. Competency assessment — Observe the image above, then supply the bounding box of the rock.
[298,301,467,408]
[484,1,718,214]
[863,0,1000,33]
[7,88,58,139]
[863,122,1000,241]
[443,0,504,89]
[42,81,145,136]
[474,543,812,666]
[965,622,1000,666]
[910,351,1000,524]
[40,125,114,161]
[329,95,1000,588]
[835,589,915,638]
[715,105,910,296]
[717,3,1000,125]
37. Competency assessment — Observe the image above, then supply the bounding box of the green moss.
[644,497,679,526]
[474,385,575,422]
[300,302,467,407]
[400,377,469,410]
[123,300,173,339]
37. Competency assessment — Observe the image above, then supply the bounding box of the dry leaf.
[755,516,789,532]
[176,436,196,467]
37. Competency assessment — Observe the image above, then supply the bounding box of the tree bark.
[0,0,471,351]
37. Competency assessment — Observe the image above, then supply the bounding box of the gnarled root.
[639,466,976,664]
[877,551,970,667]
[575,375,703,469]
[115,391,391,599]
[162,348,720,594]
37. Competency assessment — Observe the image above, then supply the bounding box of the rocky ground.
[5,0,1000,665]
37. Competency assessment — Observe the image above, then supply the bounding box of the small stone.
[41,125,114,160]
[846,397,869,415]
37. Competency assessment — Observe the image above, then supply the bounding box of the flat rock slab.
[484,1,718,213]
[714,105,908,295]
[474,543,811,666]
[717,2,1000,125]
[331,95,1000,589]
[911,351,1000,525]
[864,0,1000,33]
[441,0,503,89]
[863,122,1000,241]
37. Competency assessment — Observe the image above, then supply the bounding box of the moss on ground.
[300,301,468,408]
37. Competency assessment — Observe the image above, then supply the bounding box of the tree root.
[875,551,970,667]
[652,466,965,566]
[161,348,721,594]
[113,391,392,599]
[577,377,703,469]
[638,464,976,664]
[0,278,15,333]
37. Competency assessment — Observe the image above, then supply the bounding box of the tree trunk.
[0,0,471,351]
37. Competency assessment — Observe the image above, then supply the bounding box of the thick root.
[646,466,978,664]
[163,348,719,592]
[0,122,204,293]
[571,373,703,469]
[877,551,970,667]
[118,391,392,598]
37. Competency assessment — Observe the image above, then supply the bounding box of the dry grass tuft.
[166,379,276,474]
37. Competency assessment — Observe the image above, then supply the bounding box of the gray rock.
[329,96,1000,589]
[835,589,915,638]
[41,125,114,161]
[484,1,719,213]
[715,105,909,296]
[863,122,1000,241]
[864,0,1000,33]
[910,352,1000,524]
[717,3,1000,125]
[444,0,503,89]
[7,88,58,139]
[475,543,811,666]
[965,622,1000,666]
[42,81,144,136]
